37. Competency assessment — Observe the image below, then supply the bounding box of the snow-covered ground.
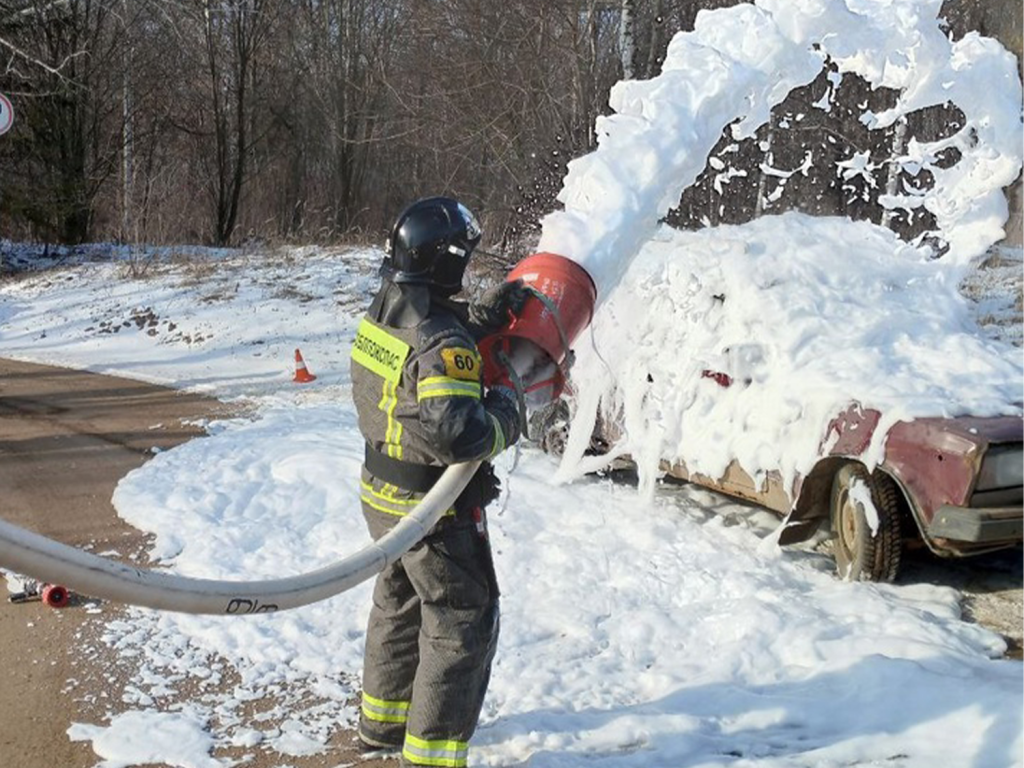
[0,0,1021,766]
[0,223,1021,768]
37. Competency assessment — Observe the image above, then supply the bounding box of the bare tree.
[169,0,281,245]
[0,0,126,242]
[619,0,635,79]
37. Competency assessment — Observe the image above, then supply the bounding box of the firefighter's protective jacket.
[351,281,517,519]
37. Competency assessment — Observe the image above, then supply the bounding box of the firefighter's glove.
[469,279,530,336]
[484,385,522,451]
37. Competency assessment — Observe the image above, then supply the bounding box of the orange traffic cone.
[293,348,317,383]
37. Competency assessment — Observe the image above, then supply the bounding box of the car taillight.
[975,444,1024,492]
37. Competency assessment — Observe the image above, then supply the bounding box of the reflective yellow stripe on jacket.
[360,481,455,518]
[403,733,469,767]
[352,318,411,459]
[416,376,481,401]
[379,379,403,458]
[487,413,506,458]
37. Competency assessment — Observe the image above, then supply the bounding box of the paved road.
[0,359,387,768]
[0,359,231,768]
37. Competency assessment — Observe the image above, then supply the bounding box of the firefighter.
[350,196,528,767]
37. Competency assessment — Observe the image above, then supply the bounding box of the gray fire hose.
[0,461,480,615]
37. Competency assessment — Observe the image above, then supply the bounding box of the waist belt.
[364,444,446,493]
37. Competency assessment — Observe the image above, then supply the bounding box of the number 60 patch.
[441,347,482,381]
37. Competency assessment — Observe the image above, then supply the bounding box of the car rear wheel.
[830,463,902,582]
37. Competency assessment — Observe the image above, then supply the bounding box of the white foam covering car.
[544,214,1023,582]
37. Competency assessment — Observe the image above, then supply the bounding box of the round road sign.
[0,93,14,136]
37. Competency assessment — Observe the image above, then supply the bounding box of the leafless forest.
[0,0,1020,254]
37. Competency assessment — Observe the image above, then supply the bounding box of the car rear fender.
[778,403,885,544]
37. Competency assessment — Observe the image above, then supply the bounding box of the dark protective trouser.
[358,506,500,767]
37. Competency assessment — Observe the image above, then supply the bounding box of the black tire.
[830,463,902,582]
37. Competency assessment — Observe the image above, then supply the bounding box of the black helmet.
[382,196,482,293]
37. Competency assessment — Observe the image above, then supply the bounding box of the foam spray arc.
[0,254,597,615]
[537,1,1022,297]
